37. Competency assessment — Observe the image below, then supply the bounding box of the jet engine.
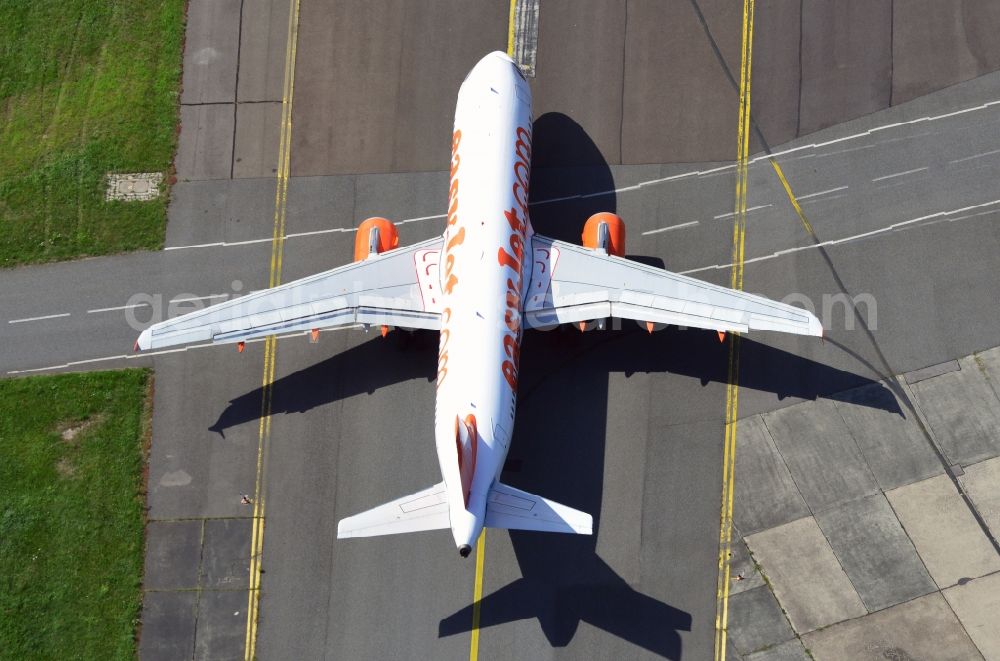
[354,217,399,262]
[582,212,626,257]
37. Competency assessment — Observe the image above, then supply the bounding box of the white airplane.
[137,51,822,557]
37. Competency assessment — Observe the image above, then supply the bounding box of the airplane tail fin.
[485,482,592,535]
[337,482,450,538]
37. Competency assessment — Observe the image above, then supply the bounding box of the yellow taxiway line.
[244,0,301,658]
[715,1,754,660]
[468,7,520,659]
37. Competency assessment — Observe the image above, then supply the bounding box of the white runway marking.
[170,293,228,304]
[796,185,849,200]
[8,312,71,324]
[87,302,151,314]
[949,148,1000,165]
[642,221,700,236]
[713,204,772,219]
[6,327,361,376]
[680,198,1000,275]
[871,167,928,183]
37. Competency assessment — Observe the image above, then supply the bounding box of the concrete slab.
[284,175,358,239]
[763,399,879,513]
[622,0,739,163]
[802,592,983,661]
[166,178,279,248]
[194,589,248,661]
[908,355,1000,467]
[746,639,810,661]
[200,518,252,590]
[892,0,1000,105]
[533,0,625,165]
[728,536,765,596]
[138,591,197,661]
[959,457,1000,541]
[182,0,241,104]
[176,105,235,181]
[746,517,866,634]
[834,382,942,490]
[886,474,1000,588]
[144,520,203,590]
[233,102,282,179]
[799,0,892,135]
[147,351,268,521]
[904,359,961,384]
[975,346,1000,401]
[727,585,795,656]
[943,571,1000,661]
[291,0,507,175]
[815,494,935,612]
[237,0,289,102]
[733,415,810,536]
[747,0,801,151]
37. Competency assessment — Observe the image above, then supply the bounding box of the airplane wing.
[523,234,823,337]
[337,482,450,538]
[137,237,445,350]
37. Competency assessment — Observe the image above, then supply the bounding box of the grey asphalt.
[3,2,1000,660]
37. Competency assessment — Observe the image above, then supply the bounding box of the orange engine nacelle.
[582,212,626,257]
[354,217,399,262]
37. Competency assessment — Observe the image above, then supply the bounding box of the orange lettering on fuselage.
[442,130,464,296]
[498,126,531,392]
[438,131,463,388]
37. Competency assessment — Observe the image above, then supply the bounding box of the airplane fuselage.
[434,52,534,554]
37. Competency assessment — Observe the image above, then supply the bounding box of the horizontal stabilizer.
[485,482,592,534]
[337,482,450,538]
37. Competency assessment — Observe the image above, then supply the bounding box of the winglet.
[135,328,152,352]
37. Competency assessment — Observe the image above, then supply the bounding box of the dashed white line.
[871,167,928,183]
[949,148,1000,165]
[796,185,849,200]
[6,326,362,376]
[170,293,228,304]
[713,204,772,220]
[8,312,71,324]
[680,198,1000,275]
[87,302,151,314]
[642,221,700,236]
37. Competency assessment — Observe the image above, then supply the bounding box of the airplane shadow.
[210,113,899,658]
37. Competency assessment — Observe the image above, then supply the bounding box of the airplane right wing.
[137,237,444,350]
[523,234,823,337]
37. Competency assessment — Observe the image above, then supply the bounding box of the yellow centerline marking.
[468,532,487,660]
[244,0,301,659]
[468,7,518,659]
[769,158,817,237]
[715,1,754,660]
[507,0,517,59]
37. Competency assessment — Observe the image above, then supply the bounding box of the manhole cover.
[105,172,163,201]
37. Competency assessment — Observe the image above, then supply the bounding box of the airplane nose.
[459,544,472,558]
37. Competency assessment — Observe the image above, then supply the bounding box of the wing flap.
[337,482,451,538]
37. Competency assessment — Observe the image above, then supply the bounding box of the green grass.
[0,370,151,660]
[0,0,186,267]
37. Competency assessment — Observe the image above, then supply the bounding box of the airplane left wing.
[137,237,444,350]
[523,234,823,337]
